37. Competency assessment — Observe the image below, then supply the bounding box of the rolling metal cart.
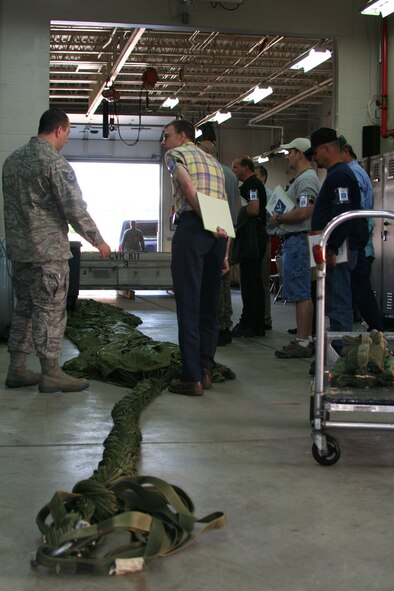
[311,209,394,466]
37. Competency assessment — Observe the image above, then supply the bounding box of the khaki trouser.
[8,260,69,359]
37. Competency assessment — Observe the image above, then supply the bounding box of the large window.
[68,161,160,251]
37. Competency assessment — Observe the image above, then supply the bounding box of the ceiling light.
[209,111,232,124]
[195,128,203,138]
[162,97,179,108]
[361,0,394,16]
[255,156,269,163]
[291,48,332,73]
[243,86,273,104]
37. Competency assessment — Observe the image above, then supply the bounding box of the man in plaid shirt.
[162,119,228,396]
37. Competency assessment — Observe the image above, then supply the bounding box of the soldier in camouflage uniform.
[2,108,111,393]
[196,140,240,346]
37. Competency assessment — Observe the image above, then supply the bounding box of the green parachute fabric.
[330,329,394,388]
[32,299,233,574]
[63,299,235,387]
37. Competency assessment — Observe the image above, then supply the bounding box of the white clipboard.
[266,185,295,216]
[308,231,348,267]
[197,192,235,238]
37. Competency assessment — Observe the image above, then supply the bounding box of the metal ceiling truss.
[50,24,334,128]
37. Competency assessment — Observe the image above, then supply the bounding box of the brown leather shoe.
[168,379,203,396]
[201,368,212,390]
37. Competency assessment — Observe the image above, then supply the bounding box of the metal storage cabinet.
[381,152,394,317]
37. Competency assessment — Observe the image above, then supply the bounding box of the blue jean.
[326,249,358,332]
[281,234,311,302]
[171,215,226,382]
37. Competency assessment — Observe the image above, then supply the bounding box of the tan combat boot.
[5,352,41,388]
[39,358,89,393]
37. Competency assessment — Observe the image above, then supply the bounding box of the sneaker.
[275,340,315,359]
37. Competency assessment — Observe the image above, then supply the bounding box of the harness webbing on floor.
[33,476,226,575]
[32,300,231,575]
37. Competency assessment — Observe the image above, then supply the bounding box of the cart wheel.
[312,435,341,466]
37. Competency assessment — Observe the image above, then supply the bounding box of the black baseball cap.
[310,127,338,150]
[338,134,357,159]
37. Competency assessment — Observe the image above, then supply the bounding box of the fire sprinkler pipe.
[381,18,394,138]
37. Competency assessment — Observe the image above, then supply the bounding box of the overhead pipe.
[248,77,333,124]
[381,18,394,138]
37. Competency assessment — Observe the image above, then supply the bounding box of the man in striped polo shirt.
[162,119,228,396]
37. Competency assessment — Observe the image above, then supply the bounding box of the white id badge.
[337,187,349,203]
[249,189,258,201]
[299,194,308,208]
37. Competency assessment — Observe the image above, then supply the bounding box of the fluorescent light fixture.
[256,156,269,163]
[361,0,394,16]
[243,86,273,104]
[209,111,232,124]
[291,48,332,73]
[277,149,289,155]
[195,128,203,138]
[162,97,179,108]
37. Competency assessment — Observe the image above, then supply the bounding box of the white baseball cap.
[280,138,311,153]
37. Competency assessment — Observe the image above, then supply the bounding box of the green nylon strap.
[32,301,231,575]
[33,475,226,575]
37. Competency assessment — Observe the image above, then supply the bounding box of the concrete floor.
[1,289,394,591]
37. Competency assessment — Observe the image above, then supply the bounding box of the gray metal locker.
[381,152,394,317]
[368,155,384,308]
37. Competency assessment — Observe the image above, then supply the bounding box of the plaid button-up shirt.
[165,141,226,213]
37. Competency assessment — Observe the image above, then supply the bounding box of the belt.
[282,231,309,240]
[179,210,198,220]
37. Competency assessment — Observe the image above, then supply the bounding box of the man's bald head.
[197,140,218,159]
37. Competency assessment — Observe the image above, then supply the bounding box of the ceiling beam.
[86,27,145,119]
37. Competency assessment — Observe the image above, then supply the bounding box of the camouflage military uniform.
[217,164,239,331]
[3,136,105,359]
[218,271,232,330]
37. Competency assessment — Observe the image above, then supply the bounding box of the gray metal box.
[79,251,173,290]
